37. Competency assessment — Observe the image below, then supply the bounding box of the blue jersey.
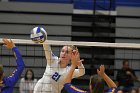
[64,83,117,93]
[0,47,25,93]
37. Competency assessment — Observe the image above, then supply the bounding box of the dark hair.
[129,88,138,93]
[90,75,105,93]
[24,69,34,80]
[0,65,4,79]
[123,59,128,65]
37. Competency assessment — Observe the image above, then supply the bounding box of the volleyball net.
[0,38,140,92]
[1,38,140,48]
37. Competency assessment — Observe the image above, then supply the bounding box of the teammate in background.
[34,42,85,93]
[63,50,117,93]
[0,38,25,93]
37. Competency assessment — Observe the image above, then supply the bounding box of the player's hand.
[76,50,84,66]
[2,38,15,49]
[97,65,105,77]
[77,59,84,66]
[71,50,79,67]
[71,49,84,66]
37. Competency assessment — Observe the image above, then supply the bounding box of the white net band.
[0,38,140,49]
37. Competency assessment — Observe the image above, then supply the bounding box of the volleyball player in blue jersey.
[63,50,117,93]
[0,38,25,93]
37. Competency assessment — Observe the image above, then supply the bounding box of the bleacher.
[0,0,140,92]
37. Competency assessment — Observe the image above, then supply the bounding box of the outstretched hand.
[2,38,15,49]
[97,65,105,77]
[71,50,84,67]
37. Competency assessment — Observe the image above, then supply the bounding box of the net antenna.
[0,38,140,49]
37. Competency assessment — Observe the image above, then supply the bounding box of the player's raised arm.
[43,43,54,65]
[2,38,25,86]
[64,50,78,84]
[97,65,117,88]
[63,51,86,93]
[72,50,85,78]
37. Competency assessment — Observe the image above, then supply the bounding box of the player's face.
[59,46,72,67]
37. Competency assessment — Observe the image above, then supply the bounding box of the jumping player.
[0,38,25,93]
[34,42,85,93]
[63,50,117,93]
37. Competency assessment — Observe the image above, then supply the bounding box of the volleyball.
[30,26,47,43]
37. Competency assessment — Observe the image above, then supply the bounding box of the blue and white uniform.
[34,45,85,93]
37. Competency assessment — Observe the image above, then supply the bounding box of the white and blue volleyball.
[30,26,47,43]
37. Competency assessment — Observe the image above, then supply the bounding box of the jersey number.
[52,72,61,82]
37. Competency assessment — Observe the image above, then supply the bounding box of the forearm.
[64,65,76,84]
[43,43,53,65]
[77,63,85,76]
[102,73,117,88]
[8,47,25,85]
[12,47,25,68]
[72,63,85,78]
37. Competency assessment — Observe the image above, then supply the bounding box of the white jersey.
[34,45,85,93]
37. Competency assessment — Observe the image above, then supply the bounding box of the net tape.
[0,38,140,49]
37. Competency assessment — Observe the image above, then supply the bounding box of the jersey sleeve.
[43,43,57,66]
[6,47,25,86]
[107,88,117,93]
[72,64,85,78]
[64,83,86,93]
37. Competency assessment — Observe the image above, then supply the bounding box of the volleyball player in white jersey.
[34,43,85,93]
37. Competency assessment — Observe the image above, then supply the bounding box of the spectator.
[117,89,124,93]
[116,60,138,92]
[19,69,37,93]
[129,88,138,93]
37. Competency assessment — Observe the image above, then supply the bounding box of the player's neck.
[59,63,67,68]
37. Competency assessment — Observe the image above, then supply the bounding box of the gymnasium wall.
[115,7,140,80]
